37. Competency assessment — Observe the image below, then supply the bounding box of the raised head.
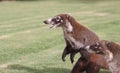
[43,14,73,30]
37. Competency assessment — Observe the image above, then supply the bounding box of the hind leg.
[86,62,100,73]
[71,57,100,73]
[71,57,88,73]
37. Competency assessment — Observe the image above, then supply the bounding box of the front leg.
[62,47,79,63]
[70,52,76,63]
[62,47,68,62]
[62,40,79,63]
[70,49,79,63]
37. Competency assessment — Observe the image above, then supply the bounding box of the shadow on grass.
[15,0,111,3]
[7,64,110,73]
[100,70,110,73]
[7,64,70,73]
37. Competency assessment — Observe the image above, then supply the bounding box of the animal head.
[82,40,114,62]
[43,14,73,29]
[83,41,111,55]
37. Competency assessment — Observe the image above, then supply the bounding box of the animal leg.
[71,57,88,73]
[62,47,70,62]
[70,52,76,63]
[86,62,100,73]
[70,49,79,63]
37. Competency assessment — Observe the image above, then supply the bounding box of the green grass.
[0,0,120,73]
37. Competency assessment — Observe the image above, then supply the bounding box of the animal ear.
[105,41,111,47]
[66,14,71,21]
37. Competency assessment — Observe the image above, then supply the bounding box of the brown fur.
[60,14,101,63]
[106,41,120,59]
[83,40,120,73]
[89,40,120,62]
[59,14,108,69]
[44,14,108,73]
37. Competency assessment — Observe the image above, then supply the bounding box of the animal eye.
[55,17,60,21]
[56,17,59,19]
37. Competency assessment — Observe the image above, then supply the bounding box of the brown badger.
[44,14,108,73]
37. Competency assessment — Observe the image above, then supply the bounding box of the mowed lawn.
[0,0,120,73]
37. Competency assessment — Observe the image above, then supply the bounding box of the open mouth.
[43,20,60,28]
[49,23,60,28]
[50,24,55,28]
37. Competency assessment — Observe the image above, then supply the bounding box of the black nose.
[43,20,47,24]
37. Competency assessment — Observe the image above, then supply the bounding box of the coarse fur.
[44,14,108,73]
[83,40,120,73]
[44,14,100,63]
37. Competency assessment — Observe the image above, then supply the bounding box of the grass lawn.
[0,0,120,73]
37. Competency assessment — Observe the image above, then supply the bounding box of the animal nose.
[43,20,47,24]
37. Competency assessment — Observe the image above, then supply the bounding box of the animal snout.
[43,20,48,24]
[97,50,105,55]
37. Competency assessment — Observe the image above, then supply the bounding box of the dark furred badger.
[44,14,108,73]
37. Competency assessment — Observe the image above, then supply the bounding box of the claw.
[62,56,66,62]
[70,52,76,64]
